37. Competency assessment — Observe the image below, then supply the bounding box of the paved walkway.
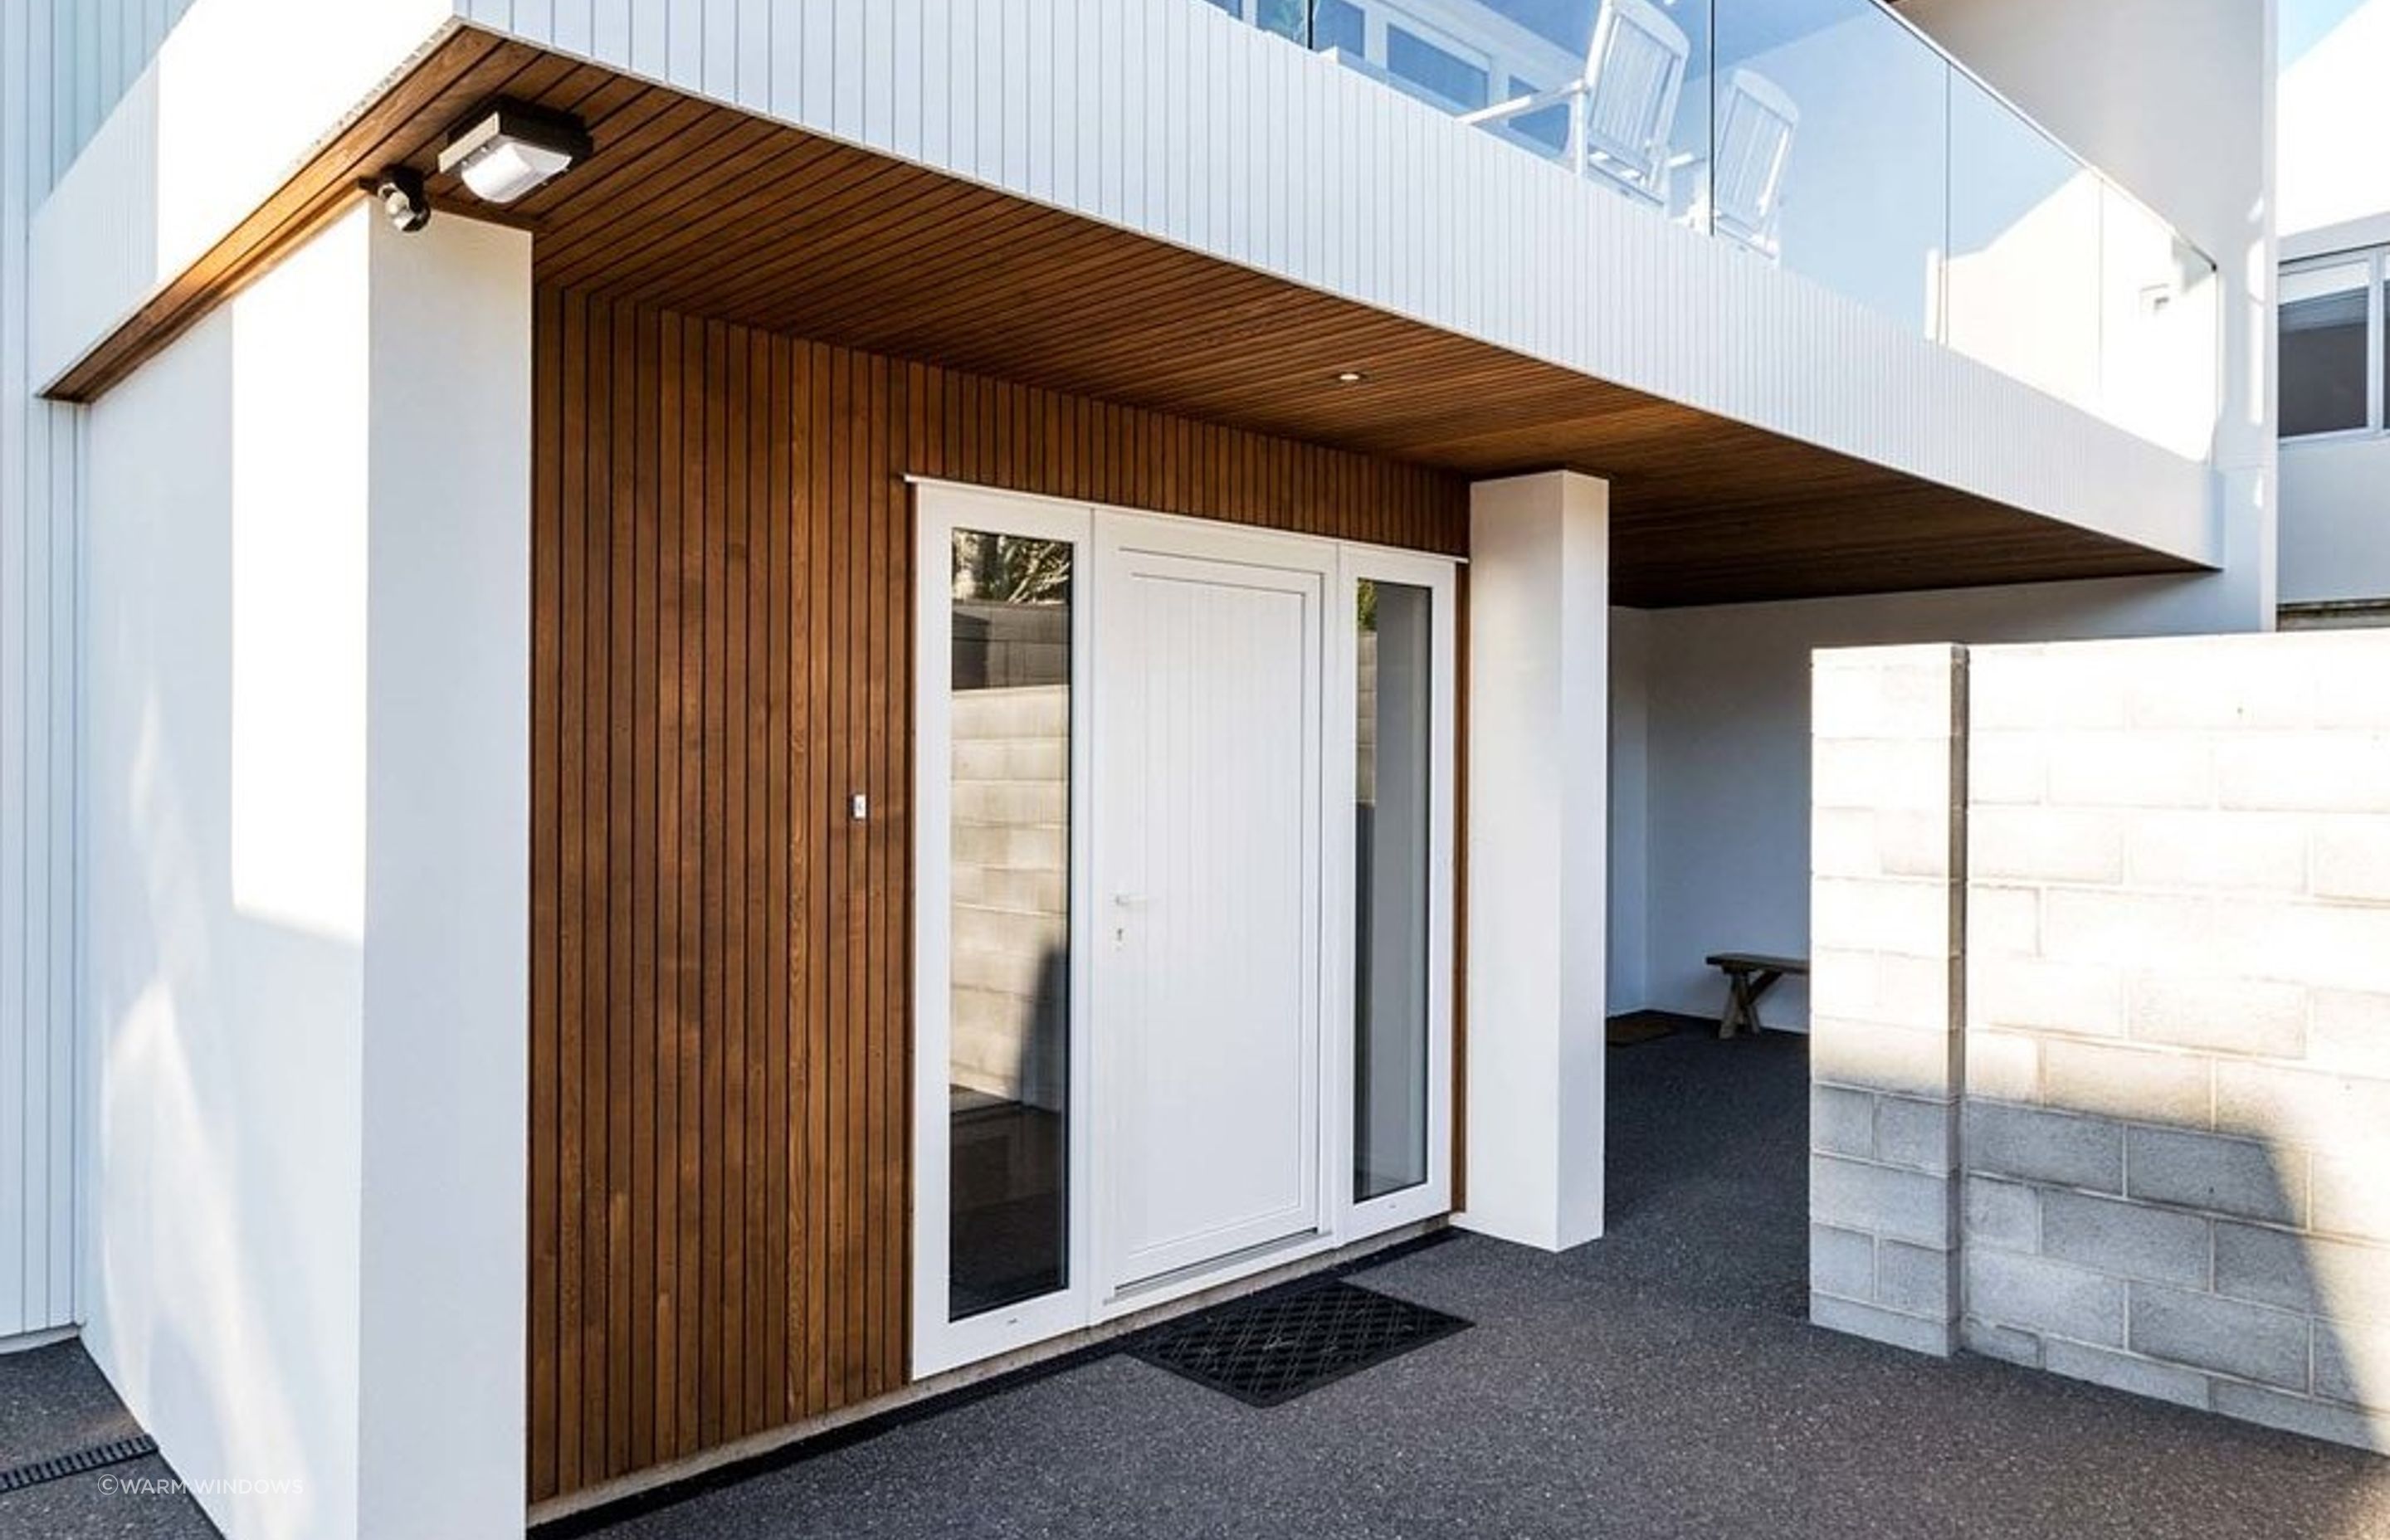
[579,1028,2390,1540]
[7,1026,2388,1538]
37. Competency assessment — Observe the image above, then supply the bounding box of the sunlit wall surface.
[1207,0,2219,457]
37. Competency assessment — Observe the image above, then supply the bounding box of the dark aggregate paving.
[581,1029,2390,1540]
[0,1346,217,1538]
[3,1031,2387,1540]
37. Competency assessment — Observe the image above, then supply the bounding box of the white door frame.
[911,479,1458,1378]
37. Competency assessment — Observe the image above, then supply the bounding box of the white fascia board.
[461,0,2212,568]
[29,0,457,392]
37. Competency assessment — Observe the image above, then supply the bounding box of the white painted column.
[355,207,532,1540]
[1458,471,1609,1252]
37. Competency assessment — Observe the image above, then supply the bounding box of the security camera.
[372,168,432,233]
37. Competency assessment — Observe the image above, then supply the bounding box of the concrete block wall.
[1959,633,2390,1452]
[1808,646,1968,1355]
[949,683,1069,1108]
[1813,631,2390,1455]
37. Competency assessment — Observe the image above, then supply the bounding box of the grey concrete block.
[1965,1102,2124,1193]
[1812,1155,1955,1250]
[2314,1321,2390,1411]
[1811,1084,1875,1159]
[2042,1339,2212,1411]
[2211,1382,2388,1455]
[1966,1247,2126,1346]
[2124,1126,2302,1225]
[1960,1318,2042,1367]
[1810,1224,1875,1302]
[1811,1292,1957,1357]
[2213,1222,2314,1313]
[2041,1190,2212,1289]
[1875,1240,1957,1318]
[1875,1096,1955,1174]
[1964,1177,2040,1251]
[2129,1283,2311,1391]
[2214,1223,2390,1324]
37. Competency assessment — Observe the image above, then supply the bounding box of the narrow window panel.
[2280,261,2370,437]
[949,530,1073,1320]
[1354,579,1432,1203]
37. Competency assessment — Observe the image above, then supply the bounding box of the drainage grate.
[1132,1279,1468,1407]
[0,1435,159,1494]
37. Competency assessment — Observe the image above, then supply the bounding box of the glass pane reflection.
[949,530,1073,1320]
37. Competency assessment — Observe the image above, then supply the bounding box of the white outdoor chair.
[1705,67,1798,261]
[1459,0,1691,210]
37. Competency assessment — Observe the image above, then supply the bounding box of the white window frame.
[912,485,1099,1379]
[1329,546,1458,1242]
[910,480,1458,1380]
[2280,246,2388,444]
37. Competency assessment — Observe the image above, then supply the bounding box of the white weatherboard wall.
[1463,473,1607,1252]
[81,203,529,1540]
[1,0,85,1344]
[38,0,201,196]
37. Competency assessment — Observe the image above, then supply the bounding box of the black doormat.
[1131,1278,1468,1407]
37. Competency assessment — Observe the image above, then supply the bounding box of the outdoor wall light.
[1334,369,1367,383]
[372,168,432,232]
[437,102,593,204]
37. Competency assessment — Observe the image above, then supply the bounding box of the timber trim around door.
[910,480,1459,1379]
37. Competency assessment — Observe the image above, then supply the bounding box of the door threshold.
[1107,1228,1329,1310]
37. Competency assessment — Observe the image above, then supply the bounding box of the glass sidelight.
[1354,579,1433,1202]
[947,530,1074,1319]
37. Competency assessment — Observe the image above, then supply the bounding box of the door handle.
[1112,893,1149,909]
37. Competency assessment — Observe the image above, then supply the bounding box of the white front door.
[1094,528,1325,1294]
[913,484,1454,1380]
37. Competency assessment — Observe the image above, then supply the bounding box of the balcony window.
[2280,254,2382,441]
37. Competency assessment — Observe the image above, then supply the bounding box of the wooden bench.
[1705,952,1808,1039]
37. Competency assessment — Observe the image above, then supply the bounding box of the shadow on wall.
[1959,1097,2390,1455]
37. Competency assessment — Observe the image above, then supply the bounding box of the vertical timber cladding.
[529,288,1468,1502]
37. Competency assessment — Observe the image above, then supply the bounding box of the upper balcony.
[31,0,2231,603]
[1207,0,2221,461]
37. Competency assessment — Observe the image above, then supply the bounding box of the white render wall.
[80,202,530,1540]
[2280,436,2390,608]
[0,0,85,1344]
